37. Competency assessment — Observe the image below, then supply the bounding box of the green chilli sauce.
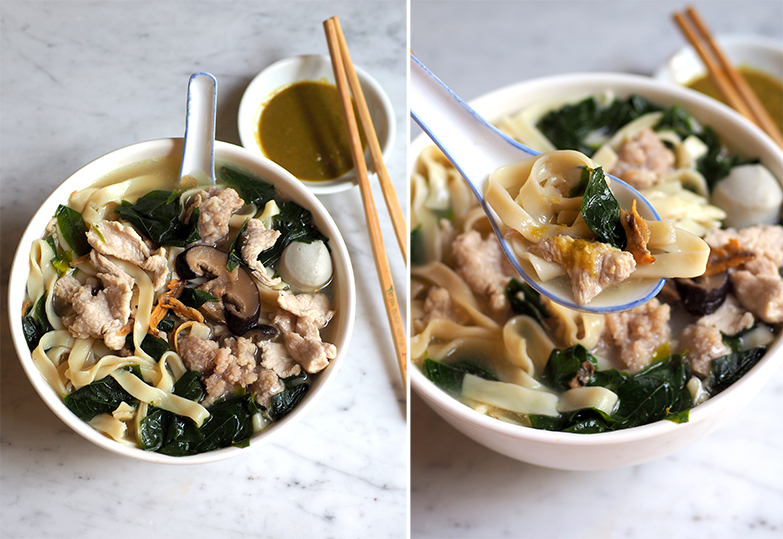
[687,65,783,135]
[257,80,365,182]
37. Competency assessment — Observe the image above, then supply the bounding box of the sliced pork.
[272,292,336,374]
[185,187,245,245]
[240,218,282,288]
[88,220,169,290]
[532,235,636,305]
[54,252,135,350]
[452,229,516,314]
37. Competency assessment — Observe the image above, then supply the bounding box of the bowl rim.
[653,33,783,84]
[237,53,396,195]
[410,71,783,449]
[8,137,356,464]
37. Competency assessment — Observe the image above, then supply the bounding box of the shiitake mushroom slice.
[674,272,730,316]
[176,245,261,335]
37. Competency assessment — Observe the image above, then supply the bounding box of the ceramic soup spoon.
[180,72,218,186]
[409,54,666,313]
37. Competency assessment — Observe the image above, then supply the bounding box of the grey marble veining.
[1,1,407,538]
[410,1,783,538]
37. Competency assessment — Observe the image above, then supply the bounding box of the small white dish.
[238,54,395,195]
[654,34,783,85]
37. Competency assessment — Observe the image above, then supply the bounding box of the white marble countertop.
[0,2,407,538]
[410,1,783,538]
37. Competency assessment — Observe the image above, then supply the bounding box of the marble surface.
[0,2,407,538]
[410,1,783,538]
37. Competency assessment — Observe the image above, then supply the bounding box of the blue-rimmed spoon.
[180,72,218,186]
[409,54,665,313]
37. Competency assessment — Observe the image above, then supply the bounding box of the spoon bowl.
[180,72,218,186]
[409,55,665,313]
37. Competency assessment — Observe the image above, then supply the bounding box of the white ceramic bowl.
[654,34,783,85]
[238,54,395,195]
[410,72,783,470]
[8,138,356,464]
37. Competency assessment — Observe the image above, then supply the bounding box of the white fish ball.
[279,240,333,291]
[711,164,782,228]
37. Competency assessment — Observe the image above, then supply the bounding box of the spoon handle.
[180,72,218,186]
[409,54,535,197]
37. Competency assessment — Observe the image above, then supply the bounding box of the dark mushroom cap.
[176,246,261,335]
[244,324,279,343]
[674,272,730,316]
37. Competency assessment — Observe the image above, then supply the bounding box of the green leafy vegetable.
[601,94,662,133]
[139,334,170,361]
[410,225,427,266]
[656,103,696,139]
[156,317,176,334]
[217,166,277,209]
[140,375,256,455]
[721,325,764,353]
[22,295,53,351]
[115,190,200,246]
[50,250,73,276]
[580,167,626,249]
[422,357,498,395]
[178,287,219,309]
[44,234,58,253]
[609,355,692,429]
[54,205,91,256]
[568,166,591,198]
[528,414,567,431]
[156,394,258,456]
[22,316,43,351]
[154,414,204,456]
[708,347,767,395]
[505,278,549,327]
[536,94,757,191]
[268,382,309,421]
[530,408,615,433]
[64,372,138,421]
[541,344,597,393]
[536,95,661,156]
[532,347,692,433]
[194,395,258,451]
[589,368,628,393]
[226,218,249,272]
[172,371,206,402]
[536,96,604,156]
[697,126,760,190]
[139,407,167,451]
[664,409,691,425]
[139,371,205,451]
[531,406,615,432]
[563,413,615,433]
[257,201,328,267]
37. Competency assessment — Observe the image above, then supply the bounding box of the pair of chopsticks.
[323,16,408,389]
[673,6,783,148]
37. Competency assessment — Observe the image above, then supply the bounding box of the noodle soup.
[18,142,346,457]
[412,90,783,434]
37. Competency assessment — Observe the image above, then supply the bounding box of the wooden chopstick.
[674,6,783,148]
[330,17,408,266]
[324,16,408,389]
